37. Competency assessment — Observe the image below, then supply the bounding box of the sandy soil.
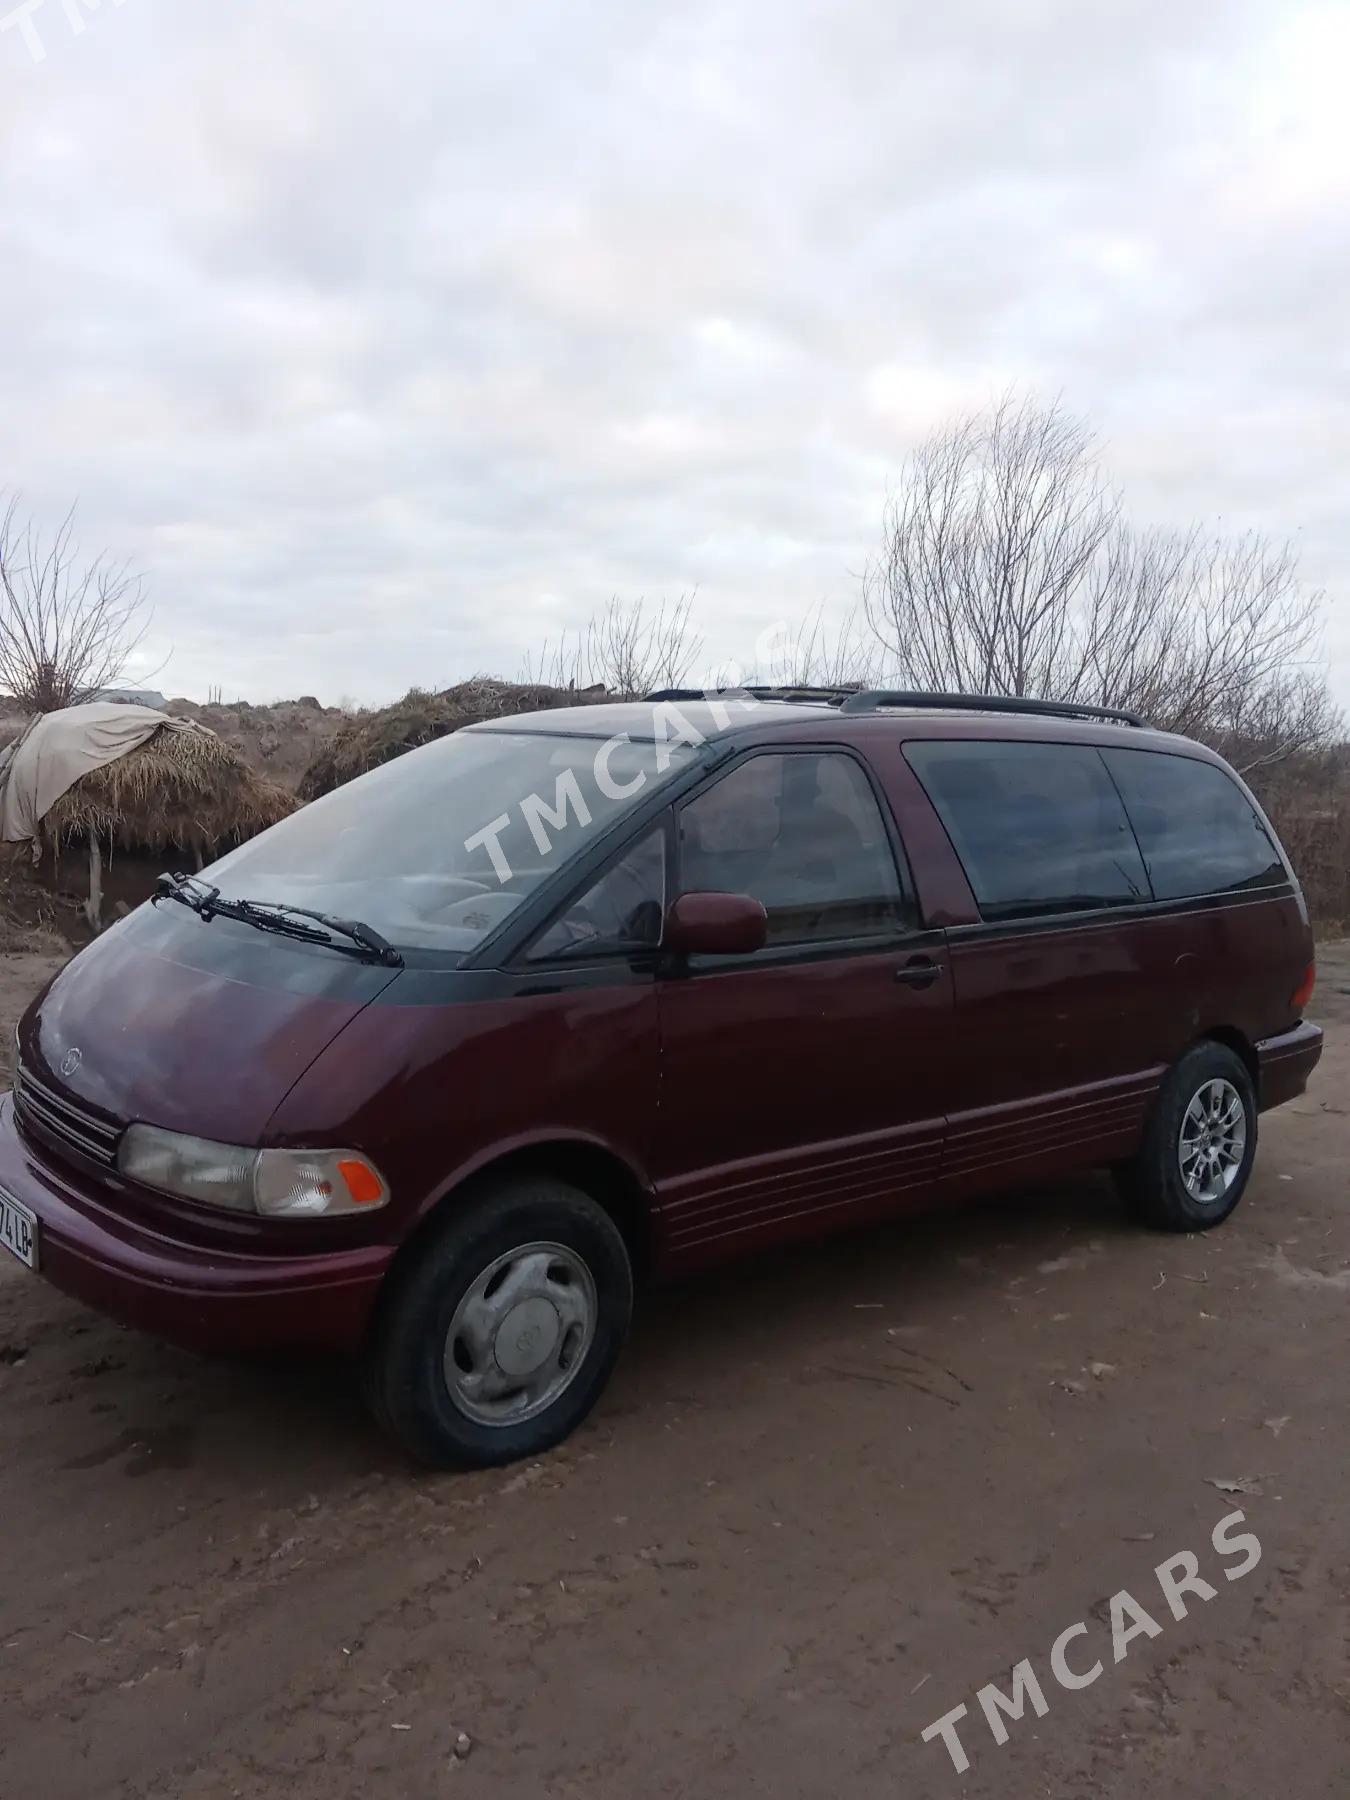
[1,947,1348,1799]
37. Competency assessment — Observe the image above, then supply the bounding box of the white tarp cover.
[0,702,205,852]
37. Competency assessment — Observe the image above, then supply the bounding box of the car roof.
[465,696,1206,758]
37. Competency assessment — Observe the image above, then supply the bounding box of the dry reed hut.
[298,678,609,800]
[40,725,295,928]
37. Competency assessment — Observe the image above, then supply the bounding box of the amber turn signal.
[338,1157,386,1206]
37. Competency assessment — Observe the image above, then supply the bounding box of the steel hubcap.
[1178,1077,1247,1204]
[444,1242,597,1426]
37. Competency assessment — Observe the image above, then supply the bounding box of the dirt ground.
[1,947,1348,1800]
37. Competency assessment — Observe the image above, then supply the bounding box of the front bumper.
[1255,1020,1324,1112]
[0,1094,391,1353]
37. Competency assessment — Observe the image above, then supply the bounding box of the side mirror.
[663,891,768,957]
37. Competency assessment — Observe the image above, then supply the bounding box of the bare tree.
[520,594,703,697]
[589,593,702,695]
[862,394,1120,698]
[861,396,1337,767]
[0,498,151,712]
[745,604,890,691]
[1074,527,1335,767]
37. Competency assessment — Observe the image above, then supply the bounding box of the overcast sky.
[2,0,1347,706]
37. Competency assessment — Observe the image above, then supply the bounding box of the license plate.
[0,1185,38,1272]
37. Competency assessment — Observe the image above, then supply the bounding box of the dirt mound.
[3,694,346,797]
[0,845,82,953]
[297,679,609,800]
[163,695,345,791]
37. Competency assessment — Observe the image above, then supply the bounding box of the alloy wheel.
[1177,1077,1247,1204]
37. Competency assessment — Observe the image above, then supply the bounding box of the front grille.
[13,1061,122,1170]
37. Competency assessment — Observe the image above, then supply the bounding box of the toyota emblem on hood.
[60,1047,83,1078]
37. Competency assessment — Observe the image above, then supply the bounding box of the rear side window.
[906,740,1149,922]
[678,751,907,946]
[1102,749,1286,901]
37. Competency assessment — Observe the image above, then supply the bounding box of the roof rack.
[644,685,854,706]
[837,690,1147,728]
[642,686,1147,728]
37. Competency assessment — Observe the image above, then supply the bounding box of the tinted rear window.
[906,740,1149,921]
[1102,749,1286,901]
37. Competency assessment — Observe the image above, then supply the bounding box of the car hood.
[17,901,403,1145]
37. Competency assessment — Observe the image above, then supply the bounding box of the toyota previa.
[0,690,1322,1466]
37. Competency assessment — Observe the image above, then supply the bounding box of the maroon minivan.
[0,690,1323,1466]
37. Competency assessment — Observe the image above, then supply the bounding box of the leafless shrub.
[746,605,891,692]
[520,595,703,697]
[591,593,702,695]
[861,396,1338,768]
[1251,744,1350,930]
[1074,527,1336,767]
[518,632,588,693]
[0,498,153,712]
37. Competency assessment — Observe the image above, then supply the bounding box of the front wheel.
[363,1175,634,1469]
[1116,1042,1258,1232]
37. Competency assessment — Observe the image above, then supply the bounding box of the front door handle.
[894,956,944,989]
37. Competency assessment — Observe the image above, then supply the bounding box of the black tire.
[362,1175,634,1469]
[1116,1041,1257,1232]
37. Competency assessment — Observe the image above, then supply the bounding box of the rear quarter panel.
[1183,889,1313,1044]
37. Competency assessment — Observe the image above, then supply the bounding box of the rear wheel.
[1117,1041,1257,1232]
[363,1175,634,1468]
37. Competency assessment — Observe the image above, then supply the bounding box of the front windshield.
[200,728,696,954]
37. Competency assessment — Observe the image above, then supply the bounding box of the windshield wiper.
[233,898,404,966]
[154,873,219,915]
[154,874,403,967]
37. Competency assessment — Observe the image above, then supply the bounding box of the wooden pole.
[85,833,103,933]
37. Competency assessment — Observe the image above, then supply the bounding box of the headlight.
[118,1124,389,1218]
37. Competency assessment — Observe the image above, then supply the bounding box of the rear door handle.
[894,956,944,989]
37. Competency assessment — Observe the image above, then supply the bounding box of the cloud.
[1,0,1345,705]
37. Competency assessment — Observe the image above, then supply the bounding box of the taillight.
[1291,961,1316,1012]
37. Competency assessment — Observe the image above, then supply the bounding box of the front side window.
[202,729,696,954]
[677,751,907,946]
[528,829,666,961]
[906,739,1149,922]
[1102,749,1286,901]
